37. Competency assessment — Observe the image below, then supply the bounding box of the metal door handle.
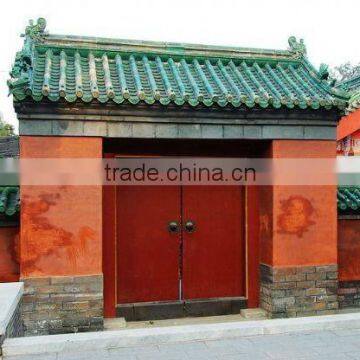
[184,220,196,233]
[168,221,179,233]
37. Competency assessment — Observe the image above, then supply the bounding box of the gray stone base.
[260,264,338,318]
[0,284,24,356]
[117,298,246,321]
[338,281,360,309]
[21,275,103,336]
[5,299,23,339]
[0,300,23,356]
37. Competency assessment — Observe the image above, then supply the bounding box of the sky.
[0,0,359,131]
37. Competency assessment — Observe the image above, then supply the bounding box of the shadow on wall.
[0,228,19,282]
[339,219,360,281]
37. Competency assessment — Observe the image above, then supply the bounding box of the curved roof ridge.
[24,18,306,62]
[337,75,360,92]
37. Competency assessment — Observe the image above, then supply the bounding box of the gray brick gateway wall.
[21,275,103,336]
[5,300,23,339]
[0,301,23,356]
[0,136,19,157]
[338,281,360,309]
[260,264,338,318]
[0,284,24,357]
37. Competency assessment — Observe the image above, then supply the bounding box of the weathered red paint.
[338,219,360,281]
[337,108,360,140]
[260,140,337,267]
[277,196,315,238]
[182,186,245,299]
[20,137,103,277]
[274,186,337,266]
[0,227,19,282]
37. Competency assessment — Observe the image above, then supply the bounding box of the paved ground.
[7,327,360,360]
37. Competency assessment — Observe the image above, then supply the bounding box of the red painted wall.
[20,136,103,278]
[337,108,360,141]
[273,185,337,266]
[338,219,360,281]
[0,227,19,282]
[260,140,337,267]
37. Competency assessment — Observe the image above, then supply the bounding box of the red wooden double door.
[116,185,245,304]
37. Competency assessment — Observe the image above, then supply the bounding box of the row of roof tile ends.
[0,186,358,218]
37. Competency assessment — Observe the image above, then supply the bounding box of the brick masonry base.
[338,281,360,309]
[21,275,103,336]
[260,264,338,318]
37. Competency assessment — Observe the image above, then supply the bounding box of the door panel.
[117,186,181,303]
[182,186,245,299]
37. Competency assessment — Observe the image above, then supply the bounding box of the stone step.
[240,308,268,320]
[4,313,360,357]
[104,317,127,330]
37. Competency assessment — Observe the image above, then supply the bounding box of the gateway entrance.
[103,138,266,320]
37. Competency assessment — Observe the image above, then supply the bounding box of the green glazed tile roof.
[338,186,360,215]
[0,187,20,217]
[337,76,360,113]
[8,18,349,111]
[338,76,360,93]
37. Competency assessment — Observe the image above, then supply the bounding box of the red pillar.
[259,140,338,318]
[20,136,104,335]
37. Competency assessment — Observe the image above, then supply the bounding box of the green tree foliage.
[0,119,15,137]
[331,62,360,82]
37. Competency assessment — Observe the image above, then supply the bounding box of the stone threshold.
[110,309,267,331]
[4,312,360,357]
[116,297,247,321]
